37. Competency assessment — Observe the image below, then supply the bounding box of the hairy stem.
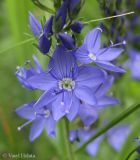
[75,103,140,153]
[84,11,134,24]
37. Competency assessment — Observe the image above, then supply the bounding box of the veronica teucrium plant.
[15,0,139,159]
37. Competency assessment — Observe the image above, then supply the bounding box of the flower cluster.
[29,0,84,54]
[98,0,140,80]
[16,0,126,142]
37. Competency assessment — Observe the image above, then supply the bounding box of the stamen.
[110,40,114,45]
[59,78,75,91]
[15,67,26,78]
[65,110,70,114]
[16,66,23,75]
[16,66,20,70]
[88,53,97,61]
[84,126,90,130]
[61,101,64,106]
[111,40,127,47]
[25,60,33,68]
[44,110,50,118]
[35,113,45,116]
[17,119,34,131]
[35,109,51,118]
[123,40,127,45]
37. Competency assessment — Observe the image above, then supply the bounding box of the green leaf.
[125,145,140,160]
[31,0,54,14]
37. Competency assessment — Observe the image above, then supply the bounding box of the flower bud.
[29,12,42,37]
[38,35,51,54]
[58,32,75,50]
[44,15,54,37]
[71,21,84,33]
[55,0,68,31]
[69,0,84,19]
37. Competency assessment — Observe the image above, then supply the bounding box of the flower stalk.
[58,118,75,160]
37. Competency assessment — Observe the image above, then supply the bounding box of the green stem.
[75,103,140,153]
[125,145,140,160]
[31,0,54,14]
[0,38,35,55]
[83,11,134,24]
[58,118,75,160]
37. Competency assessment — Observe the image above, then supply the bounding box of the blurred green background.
[0,0,140,160]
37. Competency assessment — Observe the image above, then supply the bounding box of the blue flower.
[29,12,53,54]
[75,27,125,73]
[27,45,105,121]
[16,101,56,142]
[16,55,43,90]
[78,75,119,127]
[128,49,140,80]
[70,129,104,157]
[71,21,84,33]
[69,130,78,142]
[58,32,75,50]
[107,125,131,152]
[70,124,131,157]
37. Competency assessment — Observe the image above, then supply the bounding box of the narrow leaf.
[0,38,35,55]
[31,0,54,14]
[125,145,140,160]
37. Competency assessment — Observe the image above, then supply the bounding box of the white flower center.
[88,53,96,61]
[44,109,50,118]
[59,78,75,91]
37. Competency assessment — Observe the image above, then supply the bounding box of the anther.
[17,127,21,131]
[61,101,64,106]
[65,110,70,114]
[111,40,127,47]
[17,119,33,131]
[88,53,96,61]
[16,66,20,70]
